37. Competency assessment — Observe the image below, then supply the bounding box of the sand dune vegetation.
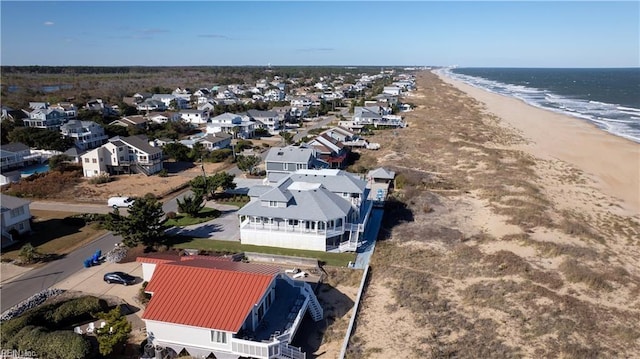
[348,71,640,358]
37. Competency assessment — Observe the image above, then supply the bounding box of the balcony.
[240,218,349,238]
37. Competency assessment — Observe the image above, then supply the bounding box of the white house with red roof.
[137,255,323,359]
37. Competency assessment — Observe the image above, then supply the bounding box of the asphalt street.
[1,232,122,312]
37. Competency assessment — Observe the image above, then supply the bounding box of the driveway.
[165,203,240,241]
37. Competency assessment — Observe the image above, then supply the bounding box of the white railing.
[231,337,278,359]
[240,219,350,237]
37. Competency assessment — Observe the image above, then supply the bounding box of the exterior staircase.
[278,343,305,359]
[303,284,323,321]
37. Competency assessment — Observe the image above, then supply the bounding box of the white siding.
[141,263,156,282]
[146,320,234,353]
[240,230,326,251]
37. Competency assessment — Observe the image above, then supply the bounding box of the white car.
[107,196,135,209]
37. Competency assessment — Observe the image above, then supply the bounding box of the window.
[211,330,227,344]
[269,201,277,207]
[84,158,90,163]
[288,219,299,226]
[18,223,24,230]
[296,163,306,170]
[92,159,97,163]
[283,163,288,170]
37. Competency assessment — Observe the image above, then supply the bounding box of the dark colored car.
[103,272,136,286]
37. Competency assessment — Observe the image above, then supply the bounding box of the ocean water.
[440,68,640,143]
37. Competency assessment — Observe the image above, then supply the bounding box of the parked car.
[103,271,136,285]
[107,196,135,209]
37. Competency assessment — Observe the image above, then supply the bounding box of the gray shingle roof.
[287,169,365,194]
[121,136,162,155]
[1,194,30,211]
[368,167,395,180]
[0,143,29,153]
[265,146,314,164]
[238,185,351,221]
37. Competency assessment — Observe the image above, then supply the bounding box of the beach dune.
[439,73,640,215]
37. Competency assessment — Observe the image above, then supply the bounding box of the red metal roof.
[142,261,279,332]
[136,253,233,265]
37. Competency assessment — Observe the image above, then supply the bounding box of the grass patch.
[164,207,220,227]
[1,210,107,262]
[166,236,355,267]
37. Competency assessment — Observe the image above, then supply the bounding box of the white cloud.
[44,21,54,26]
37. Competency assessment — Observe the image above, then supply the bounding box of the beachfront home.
[59,120,109,151]
[180,133,232,151]
[138,256,322,359]
[1,194,32,248]
[305,134,348,169]
[136,99,167,112]
[80,135,163,177]
[238,169,371,252]
[264,146,327,184]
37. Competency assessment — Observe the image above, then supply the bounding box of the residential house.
[180,109,210,125]
[0,143,36,171]
[289,97,313,108]
[383,86,402,96]
[1,194,32,248]
[109,115,148,130]
[152,94,188,110]
[353,106,404,128]
[247,110,281,133]
[51,102,78,120]
[179,133,232,151]
[147,113,170,125]
[23,107,68,130]
[207,113,255,139]
[138,256,323,359]
[59,120,108,151]
[264,88,285,102]
[85,99,118,116]
[238,169,371,252]
[29,102,49,110]
[133,93,153,103]
[264,146,326,184]
[305,134,348,169]
[197,101,215,113]
[137,99,167,112]
[80,135,163,177]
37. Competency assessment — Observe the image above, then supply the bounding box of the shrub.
[19,243,40,264]
[166,211,177,219]
[47,296,108,325]
[42,330,90,359]
[208,148,233,163]
[157,168,168,177]
[261,142,270,148]
[88,173,112,185]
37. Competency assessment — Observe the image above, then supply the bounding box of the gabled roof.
[265,146,314,164]
[0,143,29,153]
[210,112,242,123]
[120,135,162,155]
[247,109,278,119]
[142,260,279,332]
[288,169,366,194]
[260,186,293,203]
[0,194,30,211]
[200,133,231,145]
[368,167,395,180]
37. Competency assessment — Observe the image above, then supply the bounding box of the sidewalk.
[0,262,33,285]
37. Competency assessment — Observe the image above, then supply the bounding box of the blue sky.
[1,1,638,67]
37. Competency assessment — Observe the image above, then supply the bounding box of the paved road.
[0,232,123,312]
[293,116,336,142]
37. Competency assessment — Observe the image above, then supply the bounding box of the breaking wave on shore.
[437,67,640,143]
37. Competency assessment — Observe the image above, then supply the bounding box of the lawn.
[167,236,356,267]
[1,210,106,262]
[164,207,220,227]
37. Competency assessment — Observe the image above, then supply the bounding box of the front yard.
[1,210,106,263]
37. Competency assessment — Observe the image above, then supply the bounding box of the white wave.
[617,106,640,113]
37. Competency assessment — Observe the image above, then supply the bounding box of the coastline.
[436,71,640,215]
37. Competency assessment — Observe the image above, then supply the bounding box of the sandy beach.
[439,73,640,216]
[349,70,640,358]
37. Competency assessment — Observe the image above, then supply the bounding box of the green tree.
[1,120,16,144]
[104,194,165,248]
[279,131,294,145]
[96,306,132,357]
[169,99,179,110]
[236,155,261,175]
[19,243,39,263]
[176,194,205,216]
[48,154,72,172]
[163,142,191,162]
[188,142,207,162]
[189,172,236,199]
